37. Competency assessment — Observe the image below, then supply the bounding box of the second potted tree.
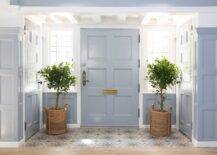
[147,58,180,137]
[38,62,76,135]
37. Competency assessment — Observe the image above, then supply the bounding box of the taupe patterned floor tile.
[22,128,192,148]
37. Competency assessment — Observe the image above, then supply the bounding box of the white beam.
[141,14,151,25]
[25,15,46,25]
[92,15,101,23]
[49,14,62,24]
[157,14,169,25]
[117,15,126,22]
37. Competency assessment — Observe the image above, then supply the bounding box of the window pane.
[145,29,173,92]
[146,30,171,64]
[48,29,73,65]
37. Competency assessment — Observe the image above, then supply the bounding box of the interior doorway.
[140,13,196,139]
[23,11,197,141]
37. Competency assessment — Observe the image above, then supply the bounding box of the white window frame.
[42,24,79,92]
[142,26,176,93]
[43,24,75,65]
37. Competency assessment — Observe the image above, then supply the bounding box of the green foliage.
[147,58,180,111]
[38,62,76,109]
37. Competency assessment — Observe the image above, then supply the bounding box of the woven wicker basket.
[150,107,171,137]
[45,106,68,135]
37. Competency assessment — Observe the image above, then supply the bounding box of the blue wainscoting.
[43,93,175,126]
[143,93,176,125]
[195,28,217,141]
[43,93,175,125]
[18,100,23,141]
[179,91,192,138]
[43,92,77,124]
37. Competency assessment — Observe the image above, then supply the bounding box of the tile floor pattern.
[22,128,192,148]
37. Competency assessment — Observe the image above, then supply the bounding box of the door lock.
[82,71,90,86]
[37,81,43,85]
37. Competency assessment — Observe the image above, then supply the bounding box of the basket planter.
[150,109,171,137]
[146,58,179,137]
[45,107,68,135]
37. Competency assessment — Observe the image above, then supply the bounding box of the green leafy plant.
[147,58,180,111]
[38,62,76,109]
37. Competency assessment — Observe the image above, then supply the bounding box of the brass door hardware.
[102,89,118,95]
[82,71,90,86]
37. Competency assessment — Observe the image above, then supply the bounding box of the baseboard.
[192,138,217,147]
[140,125,177,129]
[43,123,80,128]
[67,124,80,128]
[0,138,24,148]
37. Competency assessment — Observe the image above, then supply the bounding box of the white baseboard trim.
[140,125,177,129]
[67,124,80,128]
[43,123,80,128]
[0,138,25,148]
[192,138,217,147]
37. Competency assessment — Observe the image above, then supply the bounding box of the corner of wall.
[0,2,23,28]
[192,138,217,147]
[0,139,25,148]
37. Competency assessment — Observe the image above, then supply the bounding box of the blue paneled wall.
[143,93,176,125]
[43,92,176,125]
[195,28,217,141]
[43,93,77,124]
[11,0,217,7]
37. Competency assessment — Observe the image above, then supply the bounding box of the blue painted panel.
[196,27,217,141]
[81,29,139,126]
[43,92,77,124]
[0,28,22,142]
[25,92,40,140]
[10,0,19,5]
[18,102,23,141]
[143,93,176,125]
[11,0,217,7]
[179,92,192,138]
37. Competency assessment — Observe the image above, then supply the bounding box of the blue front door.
[81,28,139,126]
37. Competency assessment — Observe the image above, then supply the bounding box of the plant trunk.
[55,92,60,110]
[160,89,164,111]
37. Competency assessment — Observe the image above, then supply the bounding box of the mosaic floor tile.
[22,128,192,148]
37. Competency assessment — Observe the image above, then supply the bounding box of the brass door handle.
[102,89,118,95]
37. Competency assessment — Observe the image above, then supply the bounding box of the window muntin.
[44,28,75,92]
[48,30,73,65]
[144,29,174,93]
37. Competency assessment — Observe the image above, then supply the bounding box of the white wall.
[0,0,22,27]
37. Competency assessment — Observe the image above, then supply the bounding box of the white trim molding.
[0,139,25,148]
[43,123,80,128]
[140,125,177,129]
[192,138,217,147]
[67,124,80,128]
[19,6,217,14]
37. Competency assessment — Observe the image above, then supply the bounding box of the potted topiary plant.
[38,62,76,135]
[147,58,180,137]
